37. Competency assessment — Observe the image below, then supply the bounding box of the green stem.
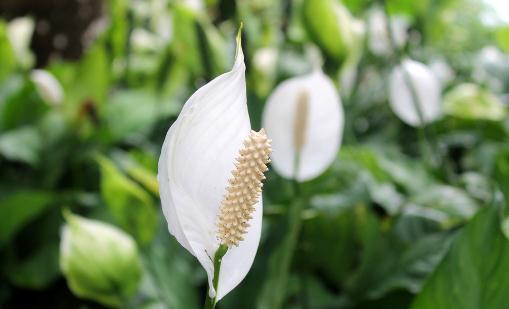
[381,1,456,182]
[204,245,229,309]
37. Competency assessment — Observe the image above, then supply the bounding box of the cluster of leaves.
[1,0,509,308]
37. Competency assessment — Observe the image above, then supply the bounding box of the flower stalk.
[204,245,229,309]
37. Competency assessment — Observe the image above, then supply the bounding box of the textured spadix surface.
[218,129,271,247]
[262,70,344,181]
[158,37,261,300]
[389,59,442,127]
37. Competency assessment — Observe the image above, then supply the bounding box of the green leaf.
[0,190,54,246]
[98,156,157,246]
[346,206,452,302]
[68,45,110,108]
[0,21,16,82]
[495,26,509,52]
[140,231,200,309]
[0,126,41,165]
[257,199,305,309]
[5,242,60,289]
[297,208,356,285]
[411,185,479,226]
[102,90,159,143]
[412,201,509,309]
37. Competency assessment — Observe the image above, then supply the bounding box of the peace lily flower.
[30,69,64,106]
[367,7,408,57]
[262,70,344,181]
[389,59,442,127]
[157,30,272,306]
[6,16,34,67]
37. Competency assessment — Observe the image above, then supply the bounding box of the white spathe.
[367,7,408,57]
[262,70,344,181]
[157,37,260,301]
[30,69,64,106]
[389,59,442,127]
[6,16,35,67]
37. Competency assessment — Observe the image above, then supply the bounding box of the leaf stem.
[204,244,229,309]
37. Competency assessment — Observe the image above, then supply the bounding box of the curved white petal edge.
[30,69,64,106]
[262,70,344,181]
[389,59,442,127]
[158,38,261,300]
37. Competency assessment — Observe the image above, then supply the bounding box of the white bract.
[389,59,442,127]
[158,36,265,300]
[262,70,344,181]
[30,69,64,106]
[6,16,35,67]
[367,7,408,57]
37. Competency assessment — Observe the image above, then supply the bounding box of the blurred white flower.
[429,58,455,86]
[262,70,344,181]
[473,46,508,92]
[367,7,408,57]
[182,0,204,12]
[60,212,142,307]
[253,47,278,75]
[389,59,442,127]
[6,16,35,67]
[158,35,270,301]
[131,28,163,52]
[30,69,64,106]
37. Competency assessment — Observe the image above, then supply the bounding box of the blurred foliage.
[1,0,509,308]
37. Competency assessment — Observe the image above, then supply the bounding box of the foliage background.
[1,0,509,308]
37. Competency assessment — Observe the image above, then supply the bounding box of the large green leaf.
[257,199,305,309]
[0,22,16,82]
[412,201,509,309]
[0,190,54,246]
[98,156,157,246]
[345,206,453,302]
[0,126,41,165]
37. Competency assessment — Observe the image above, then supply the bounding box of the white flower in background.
[6,16,35,67]
[429,58,455,86]
[60,212,142,307]
[367,7,408,56]
[158,34,271,301]
[443,83,506,121]
[262,70,344,181]
[182,0,204,12]
[131,28,164,52]
[473,46,508,92]
[389,59,442,127]
[30,69,64,106]
[253,47,278,76]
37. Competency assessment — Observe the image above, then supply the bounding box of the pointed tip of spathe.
[235,22,243,48]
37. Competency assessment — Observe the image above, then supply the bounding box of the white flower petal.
[262,70,344,181]
[30,69,64,106]
[7,17,34,67]
[389,59,442,127]
[158,37,260,298]
[216,198,262,300]
[367,8,408,57]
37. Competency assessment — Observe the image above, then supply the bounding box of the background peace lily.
[262,70,344,181]
[389,59,442,127]
[30,69,64,106]
[157,31,263,303]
